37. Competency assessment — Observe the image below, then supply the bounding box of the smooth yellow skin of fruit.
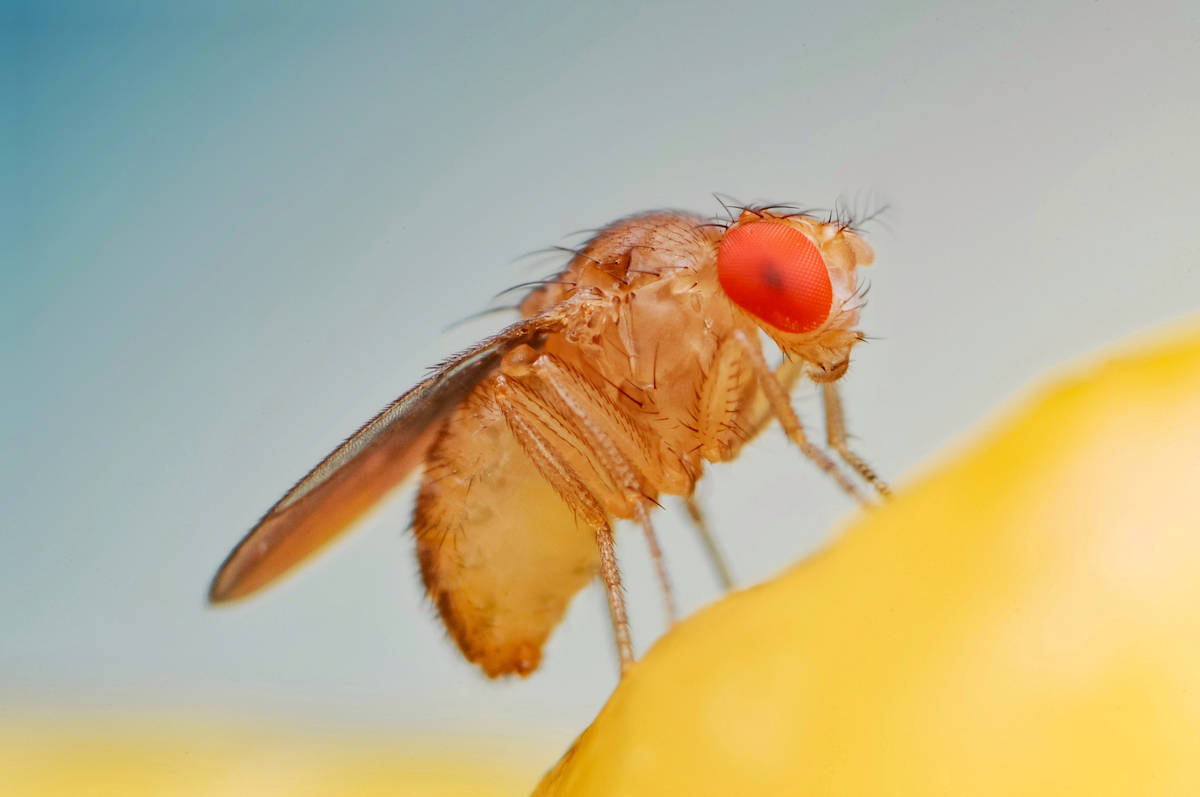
[537,321,1200,796]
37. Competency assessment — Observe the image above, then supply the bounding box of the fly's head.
[716,208,874,383]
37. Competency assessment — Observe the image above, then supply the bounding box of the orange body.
[210,207,883,678]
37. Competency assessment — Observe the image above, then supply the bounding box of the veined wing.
[209,313,568,603]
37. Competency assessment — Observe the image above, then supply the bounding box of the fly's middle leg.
[494,375,635,674]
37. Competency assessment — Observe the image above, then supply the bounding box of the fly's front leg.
[742,356,804,443]
[821,382,893,499]
[731,329,868,506]
[494,376,635,674]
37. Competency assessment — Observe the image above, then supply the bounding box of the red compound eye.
[717,221,833,333]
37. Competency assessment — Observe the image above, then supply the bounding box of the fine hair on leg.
[532,354,679,624]
[495,375,636,673]
[821,381,893,498]
[731,329,867,506]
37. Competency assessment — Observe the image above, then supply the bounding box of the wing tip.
[207,542,260,605]
[207,566,241,604]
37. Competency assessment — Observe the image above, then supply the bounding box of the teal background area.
[4,0,1200,747]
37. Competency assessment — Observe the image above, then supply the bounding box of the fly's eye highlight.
[717,222,833,334]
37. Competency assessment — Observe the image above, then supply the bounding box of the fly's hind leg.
[682,494,734,591]
[525,353,679,626]
[821,382,893,498]
[494,376,635,674]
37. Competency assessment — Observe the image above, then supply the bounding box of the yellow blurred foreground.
[537,319,1200,796]
[0,721,551,797]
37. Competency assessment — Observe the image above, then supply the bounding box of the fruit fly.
[209,205,889,678]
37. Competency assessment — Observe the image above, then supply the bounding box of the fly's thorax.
[530,263,737,499]
[519,211,720,318]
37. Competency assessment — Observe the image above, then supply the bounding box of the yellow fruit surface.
[537,320,1200,796]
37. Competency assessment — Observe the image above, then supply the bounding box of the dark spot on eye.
[760,259,784,290]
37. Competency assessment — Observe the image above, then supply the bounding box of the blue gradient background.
[4,0,1200,752]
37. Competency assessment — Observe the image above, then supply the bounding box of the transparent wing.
[208,313,566,603]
